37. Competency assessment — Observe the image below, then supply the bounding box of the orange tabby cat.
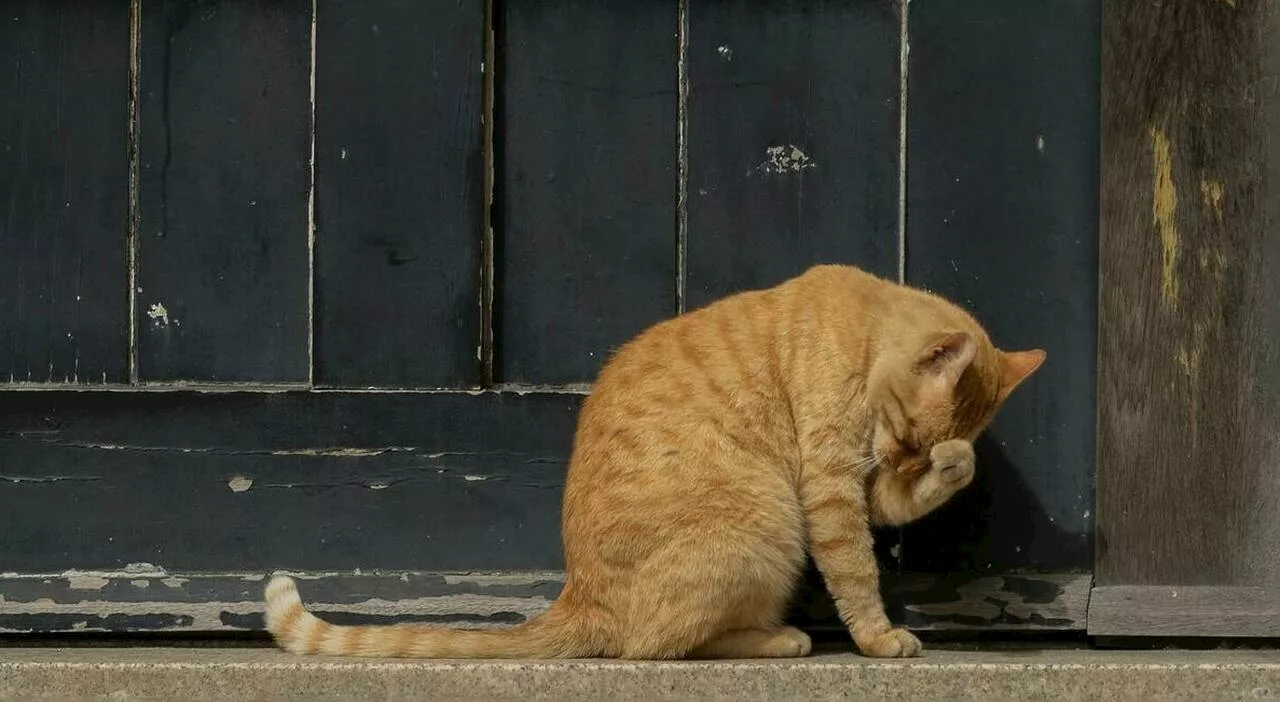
[265,264,1045,659]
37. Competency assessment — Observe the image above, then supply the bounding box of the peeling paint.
[146,303,170,326]
[130,579,150,589]
[1150,126,1180,308]
[227,475,253,493]
[66,576,108,591]
[758,145,816,175]
[161,577,189,588]
[463,475,487,482]
[270,446,410,457]
[716,45,732,60]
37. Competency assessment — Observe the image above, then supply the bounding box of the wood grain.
[1089,586,1280,637]
[496,0,677,384]
[137,0,312,382]
[684,0,899,308]
[0,1,131,384]
[900,0,1098,573]
[1098,0,1280,589]
[313,0,484,389]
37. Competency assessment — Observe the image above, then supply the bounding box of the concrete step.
[2,646,1278,701]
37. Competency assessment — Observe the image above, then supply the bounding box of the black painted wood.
[137,0,312,383]
[0,391,579,572]
[0,1,131,384]
[313,0,484,389]
[900,0,1099,572]
[496,0,678,384]
[685,0,900,308]
[0,570,1088,634]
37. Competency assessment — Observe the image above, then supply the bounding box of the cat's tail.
[264,575,595,658]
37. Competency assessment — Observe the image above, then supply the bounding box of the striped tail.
[263,575,590,658]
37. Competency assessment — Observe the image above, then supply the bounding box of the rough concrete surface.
[1,646,1278,701]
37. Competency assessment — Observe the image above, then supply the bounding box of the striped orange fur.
[265,264,1044,659]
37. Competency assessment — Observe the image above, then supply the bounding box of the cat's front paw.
[930,439,975,487]
[854,627,922,658]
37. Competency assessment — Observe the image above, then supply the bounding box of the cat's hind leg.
[615,531,806,660]
[689,627,812,659]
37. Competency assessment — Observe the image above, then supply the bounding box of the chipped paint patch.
[716,45,732,60]
[270,446,410,458]
[161,577,189,588]
[1150,127,1180,308]
[130,579,150,589]
[66,576,108,591]
[463,475,487,482]
[227,475,253,493]
[758,145,816,174]
[1036,135,1045,153]
[146,303,170,326]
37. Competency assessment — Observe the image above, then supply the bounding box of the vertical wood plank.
[0,2,131,384]
[1098,0,1280,587]
[313,0,484,389]
[496,0,678,385]
[685,0,900,307]
[900,0,1099,573]
[137,0,312,383]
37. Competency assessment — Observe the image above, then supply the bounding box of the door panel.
[313,0,486,390]
[0,0,132,385]
[137,0,313,383]
[685,0,900,307]
[496,0,679,385]
[901,0,1099,573]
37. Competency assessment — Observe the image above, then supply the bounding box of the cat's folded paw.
[855,627,922,658]
[930,439,975,486]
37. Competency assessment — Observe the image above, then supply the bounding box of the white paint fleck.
[1036,134,1046,152]
[463,475,487,482]
[368,482,390,490]
[124,563,165,575]
[228,476,253,493]
[161,577,189,588]
[146,303,170,326]
[130,579,150,588]
[1083,510,1091,519]
[889,543,902,559]
[758,145,816,174]
[717,45,732,60]
[67,576,108,590]
[340,147,348,160]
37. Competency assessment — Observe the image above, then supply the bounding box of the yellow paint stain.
[1151,127,1180,308]
[1200,178,1225,223]
[1176,344,1201,380]
[1222,0,1236,7]
[1197,247,1229,283]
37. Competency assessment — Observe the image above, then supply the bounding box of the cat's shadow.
[788,434,1090,631]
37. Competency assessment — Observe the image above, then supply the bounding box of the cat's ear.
[915,331,977,390]
[996,349,1047,401]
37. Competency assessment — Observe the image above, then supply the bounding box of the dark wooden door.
[1,0,1098,636]
[1092,0,1280,637]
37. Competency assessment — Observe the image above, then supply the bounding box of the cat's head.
[868,329,1045,474]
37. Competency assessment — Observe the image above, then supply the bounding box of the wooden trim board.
[1089,586,1280,638]
[0,570,1091,634]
